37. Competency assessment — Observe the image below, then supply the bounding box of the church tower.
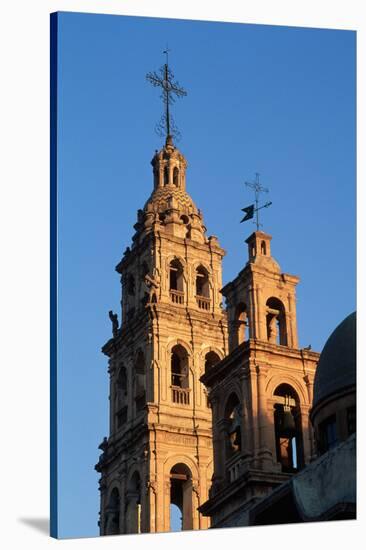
[95,133,228,534]
[199,229,320,528]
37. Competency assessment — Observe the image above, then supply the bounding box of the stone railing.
[227,456,243,483]
[196,295,210,310]
[171,386,190,405]
[170,289,184,304]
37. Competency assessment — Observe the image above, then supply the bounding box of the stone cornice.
[199,468,291,516]
[201,339,320,388]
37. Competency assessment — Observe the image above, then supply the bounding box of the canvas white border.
[0,1,364,549]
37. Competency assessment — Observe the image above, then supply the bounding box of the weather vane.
[241,173,272,230]
[146,47,187,141]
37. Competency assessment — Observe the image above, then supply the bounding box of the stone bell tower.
[199,229,320,528]
[95,135,228,535]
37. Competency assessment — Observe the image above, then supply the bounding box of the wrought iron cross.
[146,49,187,140]
[242,173,272,230]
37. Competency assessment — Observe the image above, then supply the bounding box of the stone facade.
[199,230,320,527]
[95,136,228,534]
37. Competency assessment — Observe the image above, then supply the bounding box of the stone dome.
[144,184,199,216]
[313,312,356,409]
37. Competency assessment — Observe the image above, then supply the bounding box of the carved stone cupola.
[152,135,187,191]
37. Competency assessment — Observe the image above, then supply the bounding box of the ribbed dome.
[313,312,356,409]
[144,184,199,215]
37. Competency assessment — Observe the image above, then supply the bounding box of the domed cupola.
[141,136,207,243]
[311,312,356,456]
[151,134,188,191]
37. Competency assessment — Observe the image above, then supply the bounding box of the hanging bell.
[279,405,296,436]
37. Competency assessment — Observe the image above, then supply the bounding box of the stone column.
[155,458,165,532]
[287,292,298,348]
[163,478,171,532]
[239,372,253,465]
[256,285,266,341]
[255,365,274,469]
[248,285,257,339]
[300,404,313,465]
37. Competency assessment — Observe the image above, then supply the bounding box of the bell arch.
[273,383,304,472]
[265,373,308,405]
[169,463,193,531]
[266,297,287,346]
[173,166,179,186]
[235,302,249,346]
[104,486,121,535]
[125,470,142,534]
[224,392,242,459]
[170,344,190,405]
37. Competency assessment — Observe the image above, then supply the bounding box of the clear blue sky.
[56,12,356,538]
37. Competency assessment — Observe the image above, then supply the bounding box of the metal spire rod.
[241,173,272,230]
[146,48,187,141]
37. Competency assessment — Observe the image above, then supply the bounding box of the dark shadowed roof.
[313,312,356,409]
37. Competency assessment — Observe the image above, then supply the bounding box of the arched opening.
[169,259,184,304]
[261,240,267,255]
[170,463,193,531]
[235,303,249,345]
[127,274,135,296]
[173,167,179,186]
[116,366,127,397]
[126,472,142,534]
[204,351,221,374]
[273,384,304,472]
[195,265,210,309]
[105,488,120,535]
[180,215,189,225]
[115,366,127,429]
[224,393,242,460]
[134,350,146,413]
[171,345,190,405]
[164,166,169,186]
[266,297,287,346]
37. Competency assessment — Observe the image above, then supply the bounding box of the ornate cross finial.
[241,173,272,230]
[146,49,187,142]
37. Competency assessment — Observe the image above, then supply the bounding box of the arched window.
[169,259,184,303]
[105,488,120,535]
[116,366,127,396]
[115,366,127,429]
[170,463,193,531]
[173,167,179,186]
[126,472,142,534]
[266,297,287,346]
[195,266,210,310]
[224,393,242,460]
[204,351,221,374]
[273,384,303,472]
[127,274,135,296]
[171,345,190,405]
[164,166,169,185]
[261,240,267,255]
[134,351,146,413]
